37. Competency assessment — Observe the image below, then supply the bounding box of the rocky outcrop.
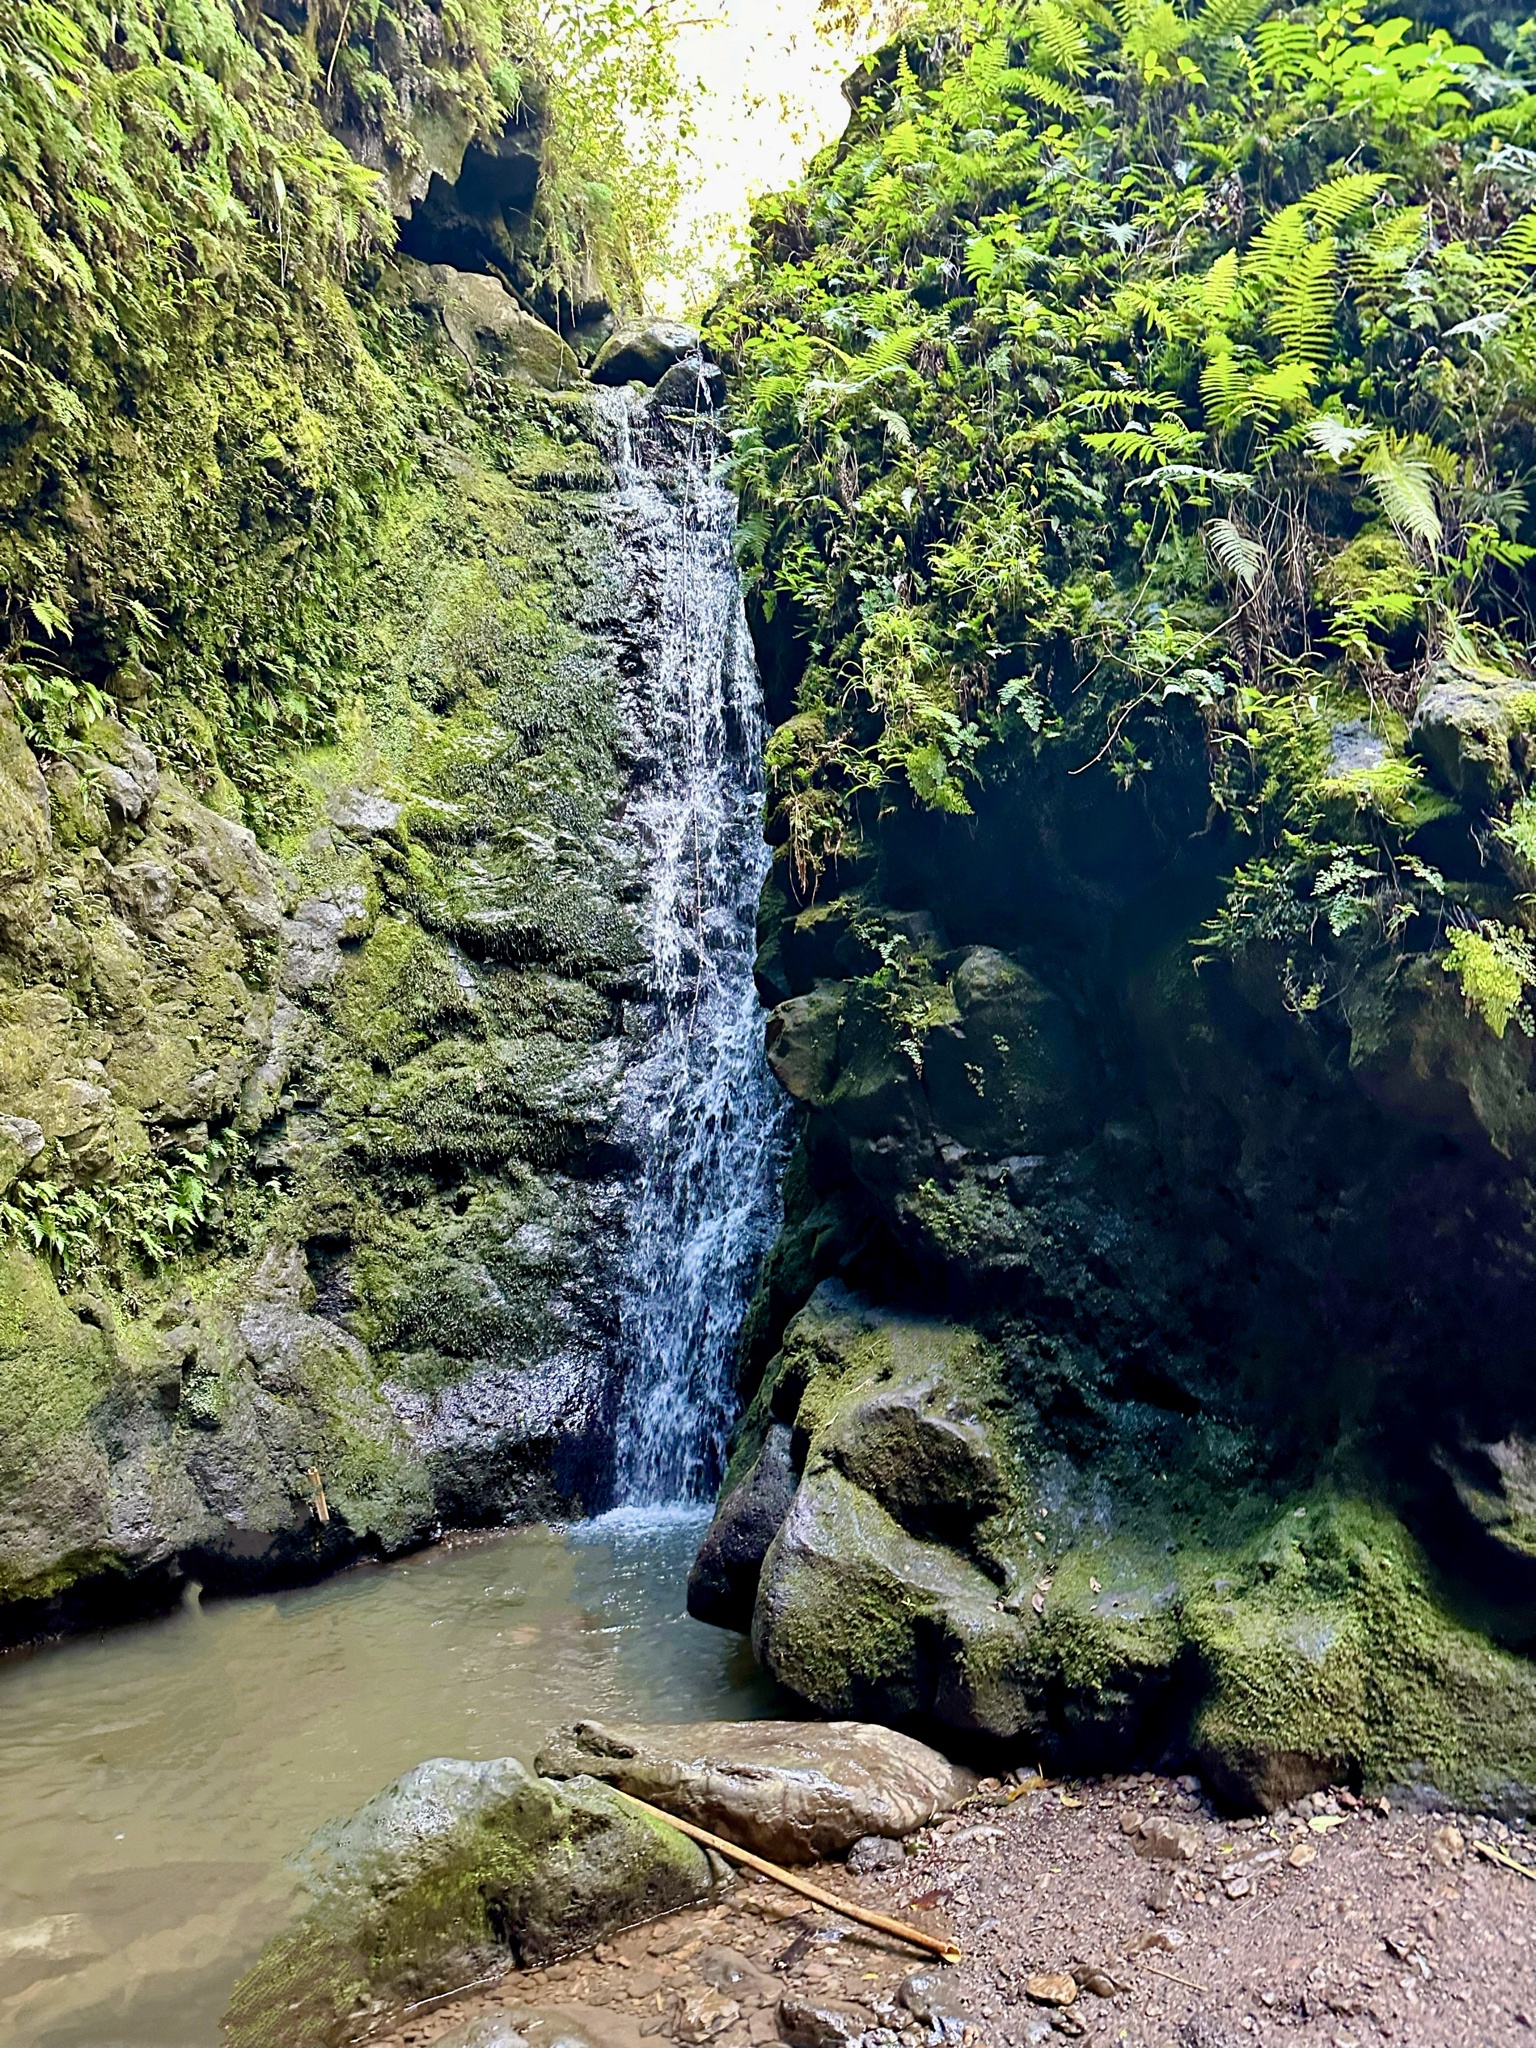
[700,1286,1536,1813]
[536,1719,973,1862]
[223,1757,722,2048]
[0,313,700,1638]
[406,264,581,386]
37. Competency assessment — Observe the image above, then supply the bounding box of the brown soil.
[375,1774,1536,2048]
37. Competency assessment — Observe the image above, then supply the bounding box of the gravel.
[373,1771,1536,2048]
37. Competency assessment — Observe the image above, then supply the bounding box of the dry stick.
[1474,1839,1536,1882]
[610,1789,963,1965]
[1135,1961,1212,1994]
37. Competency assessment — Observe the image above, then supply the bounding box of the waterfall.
[598,379,787,1508]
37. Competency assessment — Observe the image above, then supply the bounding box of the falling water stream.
[0,378,786,2047]
[603,383,787,1506]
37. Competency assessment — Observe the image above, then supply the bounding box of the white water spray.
[598,379,787,1507]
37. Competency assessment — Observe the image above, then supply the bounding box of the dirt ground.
[374,1773,1536,2048]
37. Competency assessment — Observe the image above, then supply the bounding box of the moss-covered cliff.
[0,0,700,1634]
[691,0,1536,1809]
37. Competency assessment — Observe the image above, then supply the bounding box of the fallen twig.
[1135,1962,1212,1994]
[1474,1839,1536,1882]
[610,1789,962,1964]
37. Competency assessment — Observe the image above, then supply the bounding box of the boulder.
[652,357,726,412]
[921,947,1097,1157]
[687,1420,797,1630]
[765,985,842,1106]
[223,1756,721,2048]
[1410,669,1536,810]
[591,321,701,387]
[409,263,581,387]
[535,1718,973,1863]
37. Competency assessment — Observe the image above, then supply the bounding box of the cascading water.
[598,378,787,1508]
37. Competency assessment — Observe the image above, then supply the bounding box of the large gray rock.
[408,263,581,387]
[224,1756,721,2047]
[687,1420,797,1631]
[1410,669,1535,809]
[590,321,700,387]
[535,1718,973,1864]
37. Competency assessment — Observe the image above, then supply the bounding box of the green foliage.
[1442,919,1536,1038]
[0,1138,229,1279]
[715,0,1536,1020]
[0,0,689,832]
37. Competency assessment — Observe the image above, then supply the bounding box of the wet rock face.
[710,660,1536,1808]
[535,1717,973,1863]
[686,1420,797,1630]
[0,344,674,1638]
[224,1757,721,2047]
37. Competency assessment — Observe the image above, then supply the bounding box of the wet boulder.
[1410,668,1536,810]
[921,947,1097,1158]
[590,321,700,387]
[535,1717,972,1863]
[686,1420,797,1630]
[652,356,726,412]
[765,985,843,1106]
[407,263,581,387]
[223,1756,721,2047]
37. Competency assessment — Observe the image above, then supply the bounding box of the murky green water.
[0,1508,769,2048]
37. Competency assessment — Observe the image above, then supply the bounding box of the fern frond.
[1195,0,1272,41]
[1206,516,1268,589]
[1200,347,1246,428]
[1302,170,1388,231]
[1265,232,1337,367]
[1306,414,1373,461]
[1355,205,1427,278]
[1013,66,1086,114]
[1254,17,1314,83]
[1362,435,1443,551]
[1026,0,1091,77]
[1200,247,1240,320]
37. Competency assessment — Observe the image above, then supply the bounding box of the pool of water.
[0,1508,770,2048]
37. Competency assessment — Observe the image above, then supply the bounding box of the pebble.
[776,1995,866,2048]
[1025,1972,1078,2007]
[847,1835,905,1875]
[1135,1818,1201,1863]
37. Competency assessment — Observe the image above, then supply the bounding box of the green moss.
[0,1247,112,1483]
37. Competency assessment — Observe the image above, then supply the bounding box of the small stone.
[847,1834,905,1875]
[1026,1973,1078,2007]
[700,1948,765,1991]
[1071,1964,1121,1997]
[1430,1824,1464,1866]
[1123,1927,1187,1956]
[1136,1818,1200,1862]
[677,1992,742,2043]
[777,1996,865,2048]
[1119,1810,1144,1836]
[1287,1843,1317,1868]
[1143,1870,1178,1913]
[1223,1875,1252,1899]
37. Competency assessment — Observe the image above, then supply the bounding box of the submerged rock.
[223,1756,722,2048]
[534,1718,973,1862]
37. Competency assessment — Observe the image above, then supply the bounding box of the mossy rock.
[223,1757,723,2048]
[719,1282,1536,1809]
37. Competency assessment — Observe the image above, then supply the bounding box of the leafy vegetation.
[0,0,689,828]
[715,0,1536,1018]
